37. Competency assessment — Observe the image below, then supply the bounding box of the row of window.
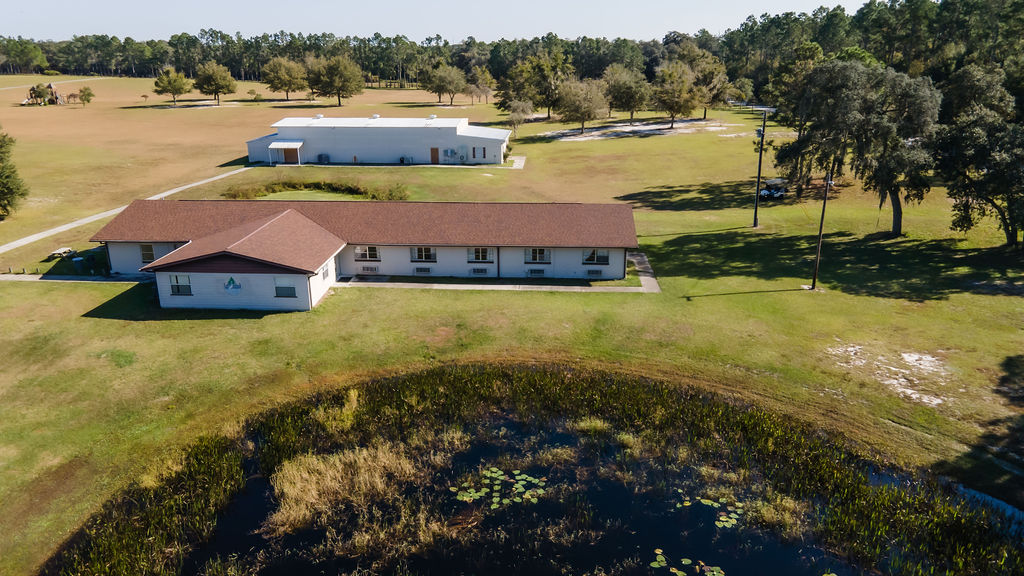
[168,275,299,298]
[353,247,610,265]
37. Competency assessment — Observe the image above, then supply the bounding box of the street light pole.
[752,110,767,228]
[810,162,835,291]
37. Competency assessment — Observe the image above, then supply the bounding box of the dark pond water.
[182,419,861,576]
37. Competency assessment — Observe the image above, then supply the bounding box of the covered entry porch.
[268,140,304,164]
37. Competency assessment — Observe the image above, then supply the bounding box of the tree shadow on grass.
[513,133,557,145]
[618,182,755,211]
[933,355,1024,510]
[645,228,1023,301]
[618,182,851,212]
[388,101,470,109]
[82,283,284,321]
[468,119,513,128]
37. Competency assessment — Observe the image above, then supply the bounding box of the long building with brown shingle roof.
[92,200,638,311]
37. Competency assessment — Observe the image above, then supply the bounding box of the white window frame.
[525,248,551,264]
[169,274,191,296]
[582,249,610,265]
[354,246,380,261]
[274,276,297,298]
[411,246,437,262]
[467,247,492,263]
[140,244,155,264]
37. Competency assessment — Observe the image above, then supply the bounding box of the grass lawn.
[0,77,499,248]
[0,78,1021,575]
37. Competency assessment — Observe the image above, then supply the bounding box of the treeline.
[1,0,1022,245]
[2,1,1021,106]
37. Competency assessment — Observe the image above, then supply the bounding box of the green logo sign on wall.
[224,277,242,294]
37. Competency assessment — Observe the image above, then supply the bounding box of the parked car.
[759,178,787,199]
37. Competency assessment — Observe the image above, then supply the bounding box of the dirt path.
[0,77,117,92]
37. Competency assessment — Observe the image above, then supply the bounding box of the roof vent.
[313,114,324,120]
[371,113,380,119]
[428,114,437,120]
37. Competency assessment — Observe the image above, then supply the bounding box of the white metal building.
[92,200,638,311]
[246,116,512,166]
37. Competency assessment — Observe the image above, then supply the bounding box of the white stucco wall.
[307,256,336,306]
[246,134,277,164]
[154,272,313,311]
[335,245,625,279]
[496,247,626,279]
[249,125,507,165]
[337,246,498,278]
[107,242,182,275]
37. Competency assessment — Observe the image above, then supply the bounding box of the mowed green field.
[0,74,500,248]
[0,75,1022,575]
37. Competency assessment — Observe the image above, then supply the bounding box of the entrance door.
[430,147,439,164]
[283,148,299,164]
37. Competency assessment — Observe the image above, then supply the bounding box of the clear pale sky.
[4,0,868,42]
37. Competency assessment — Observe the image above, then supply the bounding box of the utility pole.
[810,161,835,291]
[752,110,767,228]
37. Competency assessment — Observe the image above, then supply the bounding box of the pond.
[43,365,1024,576]
[184,416,855,576]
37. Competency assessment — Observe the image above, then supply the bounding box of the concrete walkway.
[0,273,151,283]
[336,279,648,293]
[628,251,662,293]
[334,253,660,294]
[507,155,526,169]
[0,167,251,256]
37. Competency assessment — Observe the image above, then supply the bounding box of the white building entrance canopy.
[268,140,304,165]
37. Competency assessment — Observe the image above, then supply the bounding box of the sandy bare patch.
[543,119,737,141]
[0,444,18,465]
[422,326,456,347]
[828,342,950,406]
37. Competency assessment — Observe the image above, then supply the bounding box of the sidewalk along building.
[246,115,512,166]
[92,200,638,311]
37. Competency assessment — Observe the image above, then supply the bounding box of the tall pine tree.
[0,126,28,220]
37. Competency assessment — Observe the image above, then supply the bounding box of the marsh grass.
[220,179,409,200]
[42,365,1024,576]
[747,491,809,541]
[266,443,417,535]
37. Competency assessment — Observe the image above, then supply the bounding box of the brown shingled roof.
[140,209,345,274]
[93,200,638,250]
